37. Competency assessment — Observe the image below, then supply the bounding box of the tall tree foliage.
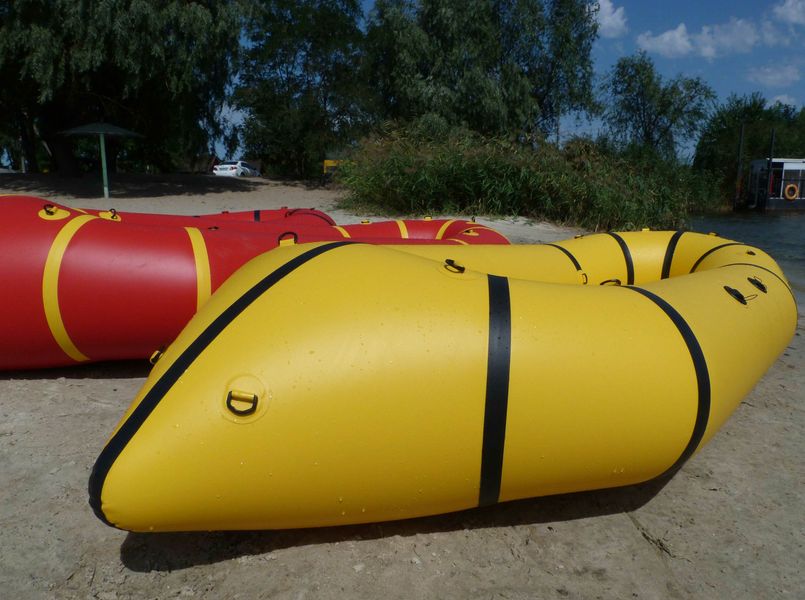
[532,0,598,136]
[235,0,368,178]
[362,0,430,122]
[0,0,241,172]
[694,93,805,200]
[602,51,715,160]
[364,0,598,137]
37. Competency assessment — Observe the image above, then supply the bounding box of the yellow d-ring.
[784,183,799,201]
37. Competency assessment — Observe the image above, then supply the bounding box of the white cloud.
[636,0,805,62]
[636,24,693,58]
[771,94,798,106]
[637,17,793,60]
[747,64,801,88]
[596,1,628,39]
[773,0,805,26]
[693,18,759,59]
[760,20,790,46]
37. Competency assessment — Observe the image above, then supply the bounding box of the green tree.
[416,0,515,133]
[603,51,715,159]
[0,0,241,173]
[364,0,598,137]
[531,0,599,136]
[235,0,368,178]
[363,0,431,122]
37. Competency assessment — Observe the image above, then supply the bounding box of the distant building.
[748,158,805,210]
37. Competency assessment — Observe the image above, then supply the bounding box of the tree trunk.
[19,115,39,173]
[47,137,80,176]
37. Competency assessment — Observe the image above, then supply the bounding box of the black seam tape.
[478,275,512,507]
[661,231,686,279]
[607,232,634,285]
[545,243,583,272]
[624,287,711,476]
[689,242,743,273]
[253,209,261,222]
[87,241,353,526]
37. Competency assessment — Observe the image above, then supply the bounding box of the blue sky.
[594,0,804,107]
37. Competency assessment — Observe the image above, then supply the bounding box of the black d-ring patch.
[226,391,258,416]
[747,277,767,293]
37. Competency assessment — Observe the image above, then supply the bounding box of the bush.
[338,123,720,230]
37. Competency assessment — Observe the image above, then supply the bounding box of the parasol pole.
[99,132,110,199]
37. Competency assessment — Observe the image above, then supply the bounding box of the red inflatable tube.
[10,195,336,228]
[334,218,507,244]
[0,196,508,369]
[207,207,336,226]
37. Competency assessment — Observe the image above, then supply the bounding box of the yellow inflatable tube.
[89,231,797,531]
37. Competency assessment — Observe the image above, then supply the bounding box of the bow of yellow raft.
[89,231,797,532]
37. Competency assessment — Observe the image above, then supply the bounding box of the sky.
[593,0,804,107]
[564,0,805,153]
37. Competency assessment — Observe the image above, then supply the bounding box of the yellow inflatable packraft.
[88,231,798,531]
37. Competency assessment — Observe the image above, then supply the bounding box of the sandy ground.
[0,174,802,599]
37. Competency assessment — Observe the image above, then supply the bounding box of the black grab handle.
[444,259,465,273]
[226,391,259,416]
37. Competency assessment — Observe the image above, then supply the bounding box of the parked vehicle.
[212,161,260,177]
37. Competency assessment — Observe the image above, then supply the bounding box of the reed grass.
[337,125,720,230]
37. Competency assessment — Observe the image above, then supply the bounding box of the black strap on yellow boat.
[545,243,586,282]
[478,275,512,507]
[624,287,711,475]
[689,242,743,273]
[607,233,634,285]
[661,230,686,279]
[88,241,354,527]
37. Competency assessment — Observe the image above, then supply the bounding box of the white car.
[213,160,260,177]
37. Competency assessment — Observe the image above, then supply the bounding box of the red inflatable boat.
[76,204,337,228]
[0,195,508,369]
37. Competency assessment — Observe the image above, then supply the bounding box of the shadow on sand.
[2,360,152,381]
[119,476,672,572]
[0,173,294,200]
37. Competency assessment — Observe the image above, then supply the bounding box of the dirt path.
[1,174,802,599]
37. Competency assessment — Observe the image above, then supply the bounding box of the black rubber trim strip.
[87,241,353,526]
[661,231,686,279]
[607,232,634,285]
[623,287,711,475]
[478,275,512,507]
[689,242,743,273]
[253,209,261,222]
[545,243,583,272]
